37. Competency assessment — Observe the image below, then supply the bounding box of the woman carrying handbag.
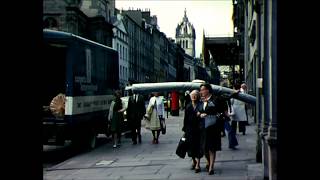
[144,92,164,144]
[181,90,204,173]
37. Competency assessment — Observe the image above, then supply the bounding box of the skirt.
[204,124,221,152]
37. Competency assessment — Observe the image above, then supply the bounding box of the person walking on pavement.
[108,90,126,148]
[127,90,146,144]
[241,83,250,126]
[198,83,225,175]
[230,84,247,135]
[182,90,204,173]
[225,98,239,150]
[145,92,165,144]
[184,90,191,110]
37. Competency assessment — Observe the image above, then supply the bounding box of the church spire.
[183,8,188,22]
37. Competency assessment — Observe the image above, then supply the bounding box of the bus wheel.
[88,130,97,150]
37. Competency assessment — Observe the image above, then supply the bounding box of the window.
[120,65,122,78]
[182,40,184,48]
[120,45,122,59]
[122,46,124,61]
[125,47,127,61]
[186,40,188,48]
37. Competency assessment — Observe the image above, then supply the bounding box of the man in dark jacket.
[127,90,146,144]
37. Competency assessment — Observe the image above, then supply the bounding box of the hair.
[114,90,122,98]
[190,90,200,101]
[153,92,160,96]
[200,83,213,94]
[234,83,241,90]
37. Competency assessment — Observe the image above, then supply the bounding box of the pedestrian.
[241,83,250,125]
[230,84,247,135]
[108,90,126,148]
[182,90,203,173]
[225,98,239,149]
[145,92,165,144]
[127,90,146,144]
[184,90,191,109]
[198,83,225,175]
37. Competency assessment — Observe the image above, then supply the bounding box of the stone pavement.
[44,111,262,180]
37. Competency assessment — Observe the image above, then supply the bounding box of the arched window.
[186,40,188,48]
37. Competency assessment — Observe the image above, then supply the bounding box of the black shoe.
[190,164,195,170]
[195,168,201,173]
[243,132,246,135]
[229,146,238,150]
[132,141,137,145]
[208,169,215,175]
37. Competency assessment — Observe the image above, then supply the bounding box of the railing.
[204,33,234,37]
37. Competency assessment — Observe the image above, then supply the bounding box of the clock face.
[50,93,66,118]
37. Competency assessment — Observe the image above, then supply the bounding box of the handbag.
[142,117,150,129]
[204,115,217,128]
[176,135,188,158]
[159,115,166,134]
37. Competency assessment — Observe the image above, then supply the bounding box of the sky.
[116,0,234,58]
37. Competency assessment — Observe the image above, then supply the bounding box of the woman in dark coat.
[108,90,126,148]
[198,83,226,175]
[182,90,203,173]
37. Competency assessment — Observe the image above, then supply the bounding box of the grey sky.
[116,0,234,58]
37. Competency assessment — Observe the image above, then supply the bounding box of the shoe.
[206,165,209,172]
[195,168,201,173]
[208,169,215,175]
[229,146,238,150]
[155,139,159,144]
[113,144,117,148]
[243,132,246,135]
[132,141,137,145]
[190,164,195,170]
[152,140,156,144]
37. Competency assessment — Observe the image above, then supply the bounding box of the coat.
[198,95,225,152]
[109,98,124,133]
[229,98,247,122]
[145,96,163,130]
[127,94,146,128]
[182,102,204,158]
